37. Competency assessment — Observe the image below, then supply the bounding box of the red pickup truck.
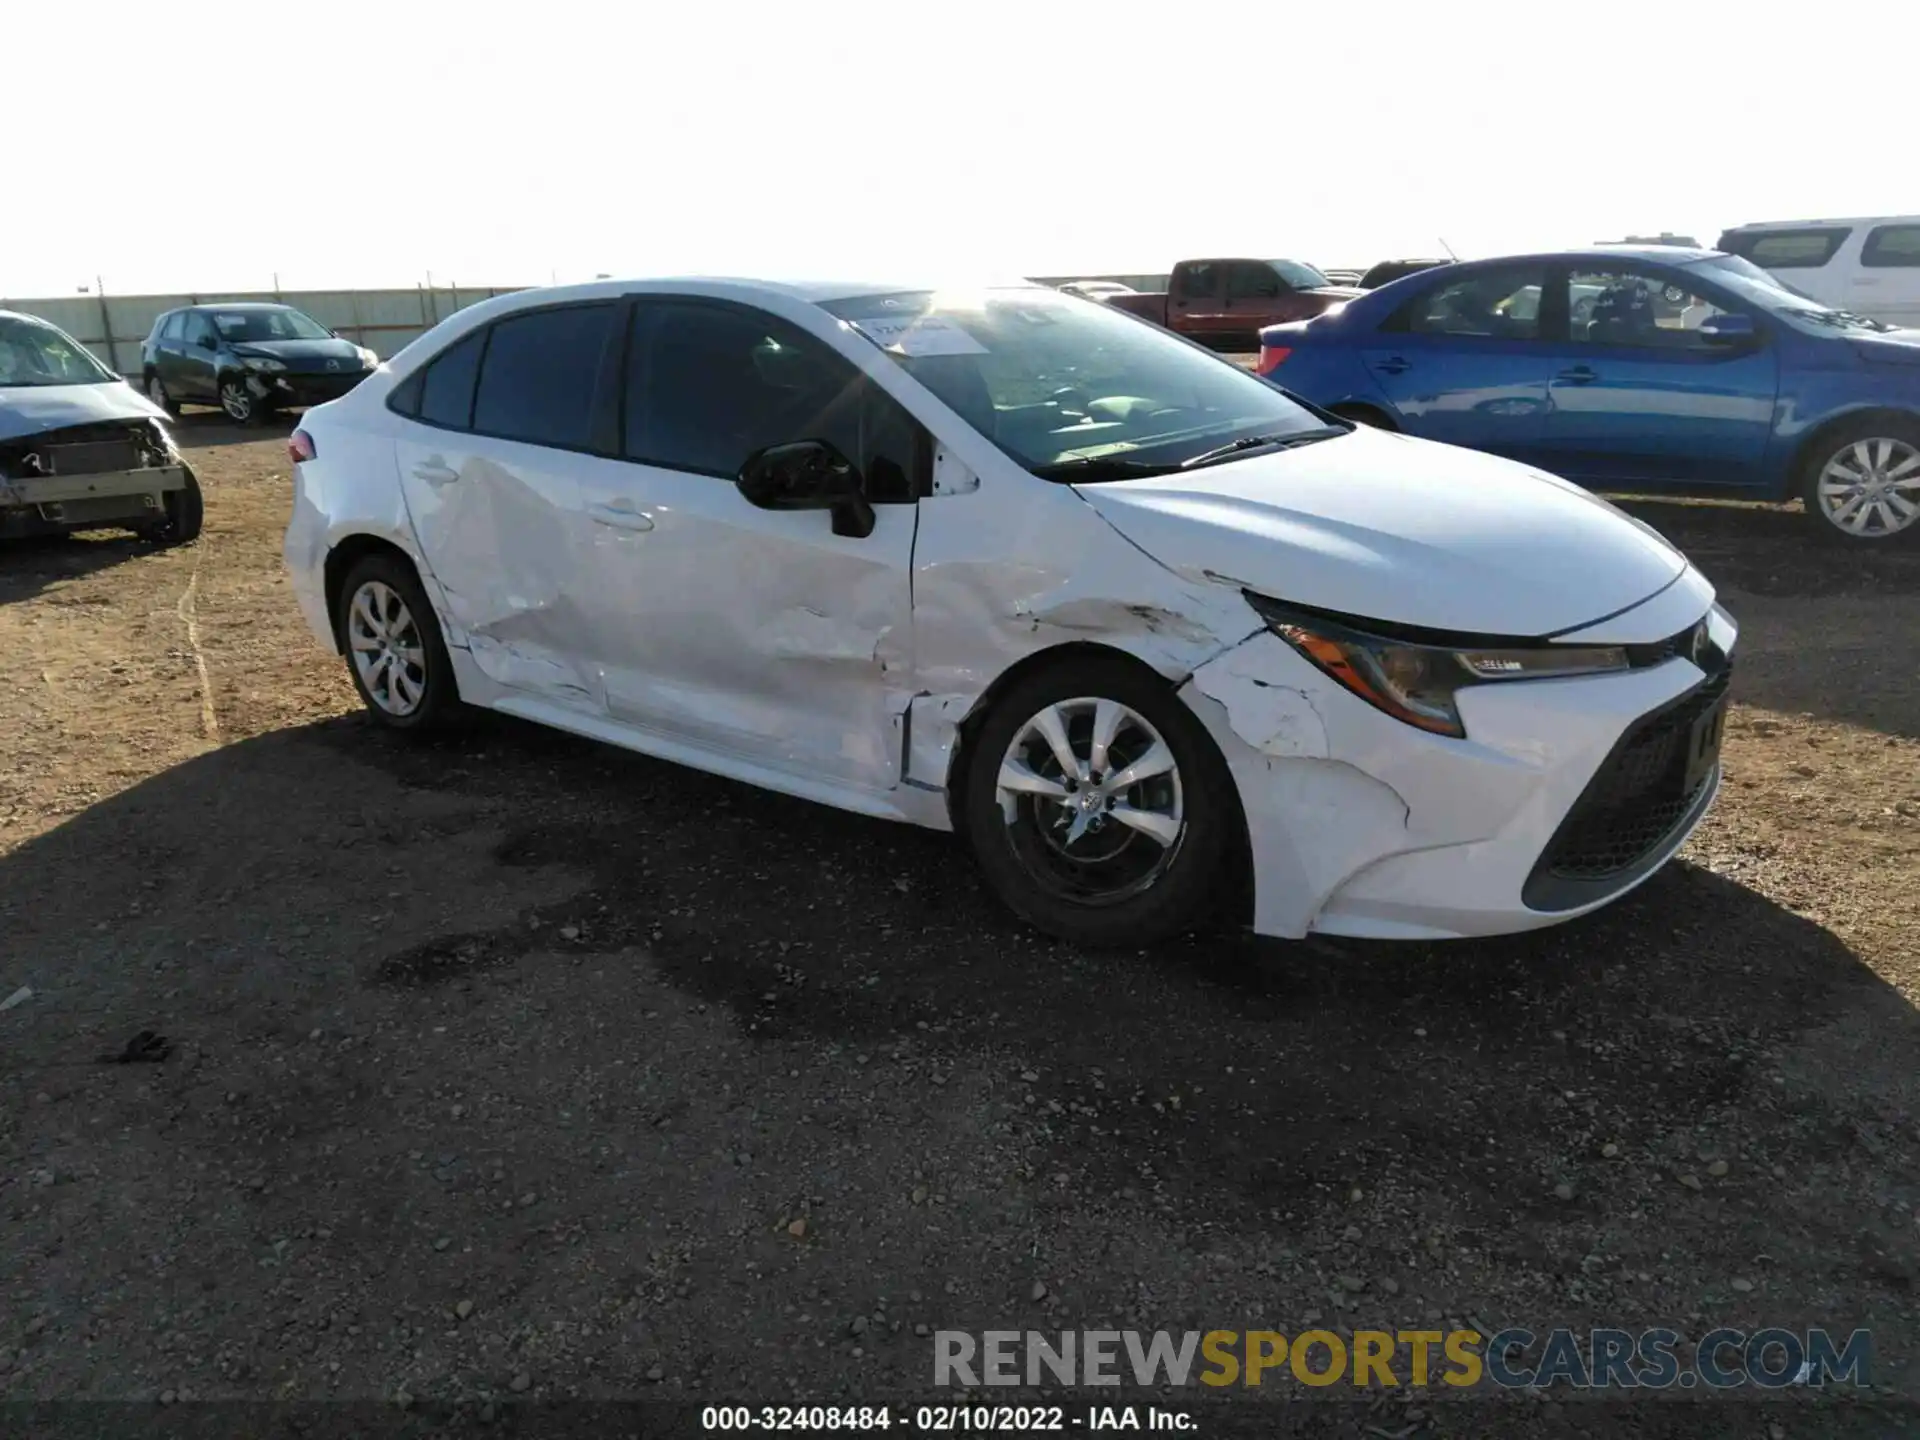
[1106,258,1363,351]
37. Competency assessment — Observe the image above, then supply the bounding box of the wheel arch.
[322,533,422,653]
[939,639,1255,923]
[1788,405,1920,492]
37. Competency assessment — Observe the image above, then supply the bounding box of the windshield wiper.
[1178,426,1347,471]
[1031,455,1182,482]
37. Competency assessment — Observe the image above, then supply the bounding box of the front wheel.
[334,554,461,732]
[142,466,203,545]
[1801,418,1920,544]
[218,377,264,426]
[960,656,1241,948]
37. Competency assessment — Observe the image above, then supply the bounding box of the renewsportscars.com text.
[934,1327,1871,1390]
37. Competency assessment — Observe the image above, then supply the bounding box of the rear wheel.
[961,656,1241,948]
[1800,417,1920,544]
[335,553,461,732]
[146,372,182,418]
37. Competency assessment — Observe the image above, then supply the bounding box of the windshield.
[820,289,1333,478]
[208,307,332,343]
[1267,260,1332,290]
[1685,254,1891,331]
[0,315,118,387]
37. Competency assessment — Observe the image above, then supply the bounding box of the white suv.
[1717,216,1920,329]
[283,278,1736,948]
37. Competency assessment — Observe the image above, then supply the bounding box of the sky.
[9,0,1913,298]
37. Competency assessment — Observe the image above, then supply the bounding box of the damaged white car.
[1,311,202,543]
[284,279,1735,946]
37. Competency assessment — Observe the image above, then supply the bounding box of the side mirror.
[1698,312,1757,345]
[737,440,874,538]
[197,334,218,351]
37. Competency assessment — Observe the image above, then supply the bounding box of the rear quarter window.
[1719,227,1850,269]
[1861,225,1920,268]
[412,329,487,430]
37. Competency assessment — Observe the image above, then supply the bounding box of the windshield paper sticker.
[850,315,988,357]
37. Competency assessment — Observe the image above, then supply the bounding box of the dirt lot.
[4,419,1920,1437]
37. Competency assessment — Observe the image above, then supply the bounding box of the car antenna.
[1438,237,1459,261]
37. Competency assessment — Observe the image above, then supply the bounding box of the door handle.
[412,460,460,487]
[589,501,654,532]
[1554,365,1598,385]
[1373,356,1410,375]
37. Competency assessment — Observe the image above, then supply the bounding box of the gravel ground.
[3,419,1919,1438]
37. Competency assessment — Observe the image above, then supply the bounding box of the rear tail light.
[1256,345,1292,376]
[288,429,316,464]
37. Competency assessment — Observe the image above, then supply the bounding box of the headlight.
[241,356,287,372]
[1247,595,1629,739]
[357,346,379,369]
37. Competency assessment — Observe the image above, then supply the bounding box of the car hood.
[1850,329,1920,367]
[1306,285,1366,300]
[1073,426,1688,637]
[0,380,165,443]
[230,337,362,361]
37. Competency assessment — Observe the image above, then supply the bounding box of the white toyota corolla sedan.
[283,278,1736,948]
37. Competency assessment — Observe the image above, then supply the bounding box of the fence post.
[95,277,118,375]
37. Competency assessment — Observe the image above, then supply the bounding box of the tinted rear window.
[1718,227,1849,269]
[471,304,615,450]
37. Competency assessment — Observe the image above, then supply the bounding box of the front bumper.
[247,370,370,408]
[0,464,189,534]
[1179,603,1736,941]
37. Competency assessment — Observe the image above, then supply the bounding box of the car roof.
[180,301,303,311]
[575,276,1038,301]
[1449,246,1723,268]
[1723,215,1920,230]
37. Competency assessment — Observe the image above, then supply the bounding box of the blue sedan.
[1256,246,1920,543]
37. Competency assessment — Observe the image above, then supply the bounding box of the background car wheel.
[141,467,203,545]
[218,378,261,426]
[1801,417,1920,545]
[334,554,461,732]
[961,655,1241,948]
[145,372,182,418]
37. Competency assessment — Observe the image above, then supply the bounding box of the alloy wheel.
[994,696,1186,905]
[347,580,428,717]
[1817,437,1920,537]
[148,375,170,408]
[220,381,253,424]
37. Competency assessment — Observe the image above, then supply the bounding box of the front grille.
[1531,662,1731,894]
[0,421,159,481]
[45,439,141,475]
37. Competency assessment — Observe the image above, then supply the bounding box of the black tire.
[960,654,1241,948]
[333,552,462,733]
[1799,415,1920,546]
[145,371,182,418]
[141,466,203,545]
[217,376,265,427]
